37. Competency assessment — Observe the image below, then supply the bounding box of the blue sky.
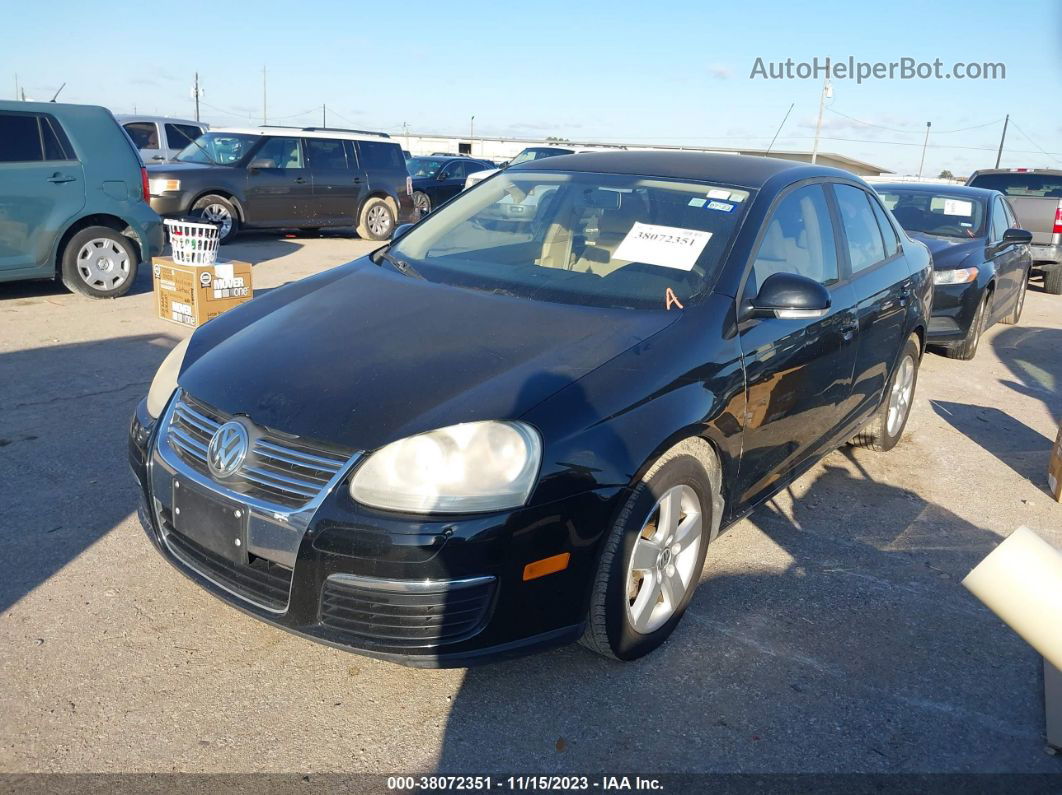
[4,0,1060,175]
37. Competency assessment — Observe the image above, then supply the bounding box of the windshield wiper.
[377,249,424,280]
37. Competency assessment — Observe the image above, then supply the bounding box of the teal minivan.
[0,101,165,298]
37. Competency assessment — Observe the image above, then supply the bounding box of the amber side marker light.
[523,552,571,581]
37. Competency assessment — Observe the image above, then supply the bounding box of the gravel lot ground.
[1,230,1060,775]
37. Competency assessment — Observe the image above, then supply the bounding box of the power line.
[825,107,1005,135]
[1008,119,1062,167]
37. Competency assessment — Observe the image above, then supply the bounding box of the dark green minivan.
[0,101,165,298]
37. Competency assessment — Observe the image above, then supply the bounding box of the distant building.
[399,132,892,177]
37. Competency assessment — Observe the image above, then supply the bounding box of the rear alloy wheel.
[581,439,719,661]
[191,195,239,243]
[60,226,138,298]
[357,197,395,241]
[999,269,1028,325]
[413,191,431,215]
[850,335,921,452]
[942,293,988,360]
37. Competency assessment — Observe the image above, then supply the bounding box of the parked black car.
[130,152,931,666]
[876,183,1032,359]
[147,127,416,242]
[406,155,496,215]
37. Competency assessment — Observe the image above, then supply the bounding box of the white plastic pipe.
[963,526,1062,670]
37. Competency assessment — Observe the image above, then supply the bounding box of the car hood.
[907,232,985,268]
[178,259,678,452]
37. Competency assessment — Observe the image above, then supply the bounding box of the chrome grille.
[165,392,354,509]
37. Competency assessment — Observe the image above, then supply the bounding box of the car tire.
[1044,267,1062,296]
[357,197,395,241]
[942,293,989,360]
[191,194,239,244]
[413,191,431,215]
[999,269,1029,325]
[60,226,139,299]
[850,334,920,452]
[580,438,720,661]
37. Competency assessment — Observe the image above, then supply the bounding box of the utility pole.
[917,121,932,178]
[322,104,326,127]
[995,114,1010,168]
[262,66,267,125]
[192,72,201,122]
[14,72,18,101]
[811,75,832,164]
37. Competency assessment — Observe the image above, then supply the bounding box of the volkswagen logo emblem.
[207,421,249,478]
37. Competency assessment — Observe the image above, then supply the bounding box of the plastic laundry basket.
[164,218,220,266]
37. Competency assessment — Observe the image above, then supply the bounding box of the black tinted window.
[165,123,202,150]
[124,122,159,149]
[752,184,838,288]
[835,184,886,274]
[357,140,404,170]
[0,113,43,162]
[305,138,348,171]
[41,116,72,161]
[969,173,1062,198]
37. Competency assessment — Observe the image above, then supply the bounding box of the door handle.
[294,177,307,184]
[840,318,859,342]
[151,155,166,161]
[352,177,363,185]
[899,287,911,306]
[47,173,76,184]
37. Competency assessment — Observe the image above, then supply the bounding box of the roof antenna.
[49,82,66,103]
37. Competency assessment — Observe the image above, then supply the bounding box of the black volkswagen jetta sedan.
[876,183,1032,360]
[129,152,932,666]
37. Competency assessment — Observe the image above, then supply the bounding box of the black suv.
[146,127,416,242]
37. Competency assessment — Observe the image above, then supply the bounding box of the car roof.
[115,114,204,126]
[210,126,395,143]
[509,150,853,189]
[874,183,998,201]
[410,154,491,163]
[969,168,1062,177]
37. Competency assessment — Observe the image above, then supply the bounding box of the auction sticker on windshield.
[614,222,712,271]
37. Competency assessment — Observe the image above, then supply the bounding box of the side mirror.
[391,223,413,241]
[1002,227,1033,245]
[748,272,831,319]
[248,158,273,172]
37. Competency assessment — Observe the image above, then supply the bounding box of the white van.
[116,115,208,163]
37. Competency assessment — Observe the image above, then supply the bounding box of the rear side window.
[165,123,203,150]
[834,184,887,274]
[0,113,44,162]
[751,184,839,288]
[124,122,159,149]
[868,195,901,256]
[41,116,73,160]
[305,138,349,171]
[357,141,404,171]
[969,173,1062,198]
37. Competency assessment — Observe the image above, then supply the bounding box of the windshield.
[968,173,1062,198]
[176,132,259,165]
[407,157,447,178]
[388,170,751,310]
[878,190,987,238]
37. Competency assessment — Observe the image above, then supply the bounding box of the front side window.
[165,123,203,151]
[751,184,838,289]
[388,170,752,310]
[877,189,987,238]
[835,184,886,273]
[176,132,258,165]
[990,198,1009,241]
[252,137,303,169]
[123,122,159,149]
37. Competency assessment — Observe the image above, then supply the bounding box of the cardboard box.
[153,256,252,329]
[1049,423,1062,503]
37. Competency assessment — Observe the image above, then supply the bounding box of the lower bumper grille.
[166,528,293,611]
[320,576,495,647]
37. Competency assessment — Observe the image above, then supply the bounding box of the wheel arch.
[358,190,399,222]
[189,190,245,223]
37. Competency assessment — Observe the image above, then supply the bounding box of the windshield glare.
[407,157,446,178]
[389,171,751,310]
[878,190,987,238]
[176,132,259,165]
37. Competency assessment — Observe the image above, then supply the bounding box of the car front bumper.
[129,397,622,667]
[148,193,190,219]
[927,278,984,344]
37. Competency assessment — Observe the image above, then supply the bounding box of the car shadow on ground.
[0,333,177,613]
[991,326,1062,424]
[432,446,1053,773]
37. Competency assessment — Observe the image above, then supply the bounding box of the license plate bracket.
[172,483,248,566]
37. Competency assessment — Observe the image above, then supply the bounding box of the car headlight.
[349,420,541,514]
[146,337,190,418]
[149,178,181,195]
[933,266,979,285]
